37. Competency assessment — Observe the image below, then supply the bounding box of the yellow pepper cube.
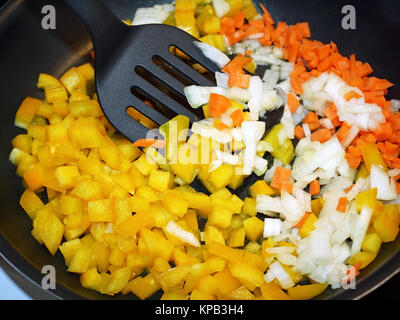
[347,251,376,269]
[355,188,377,212]
[148,169,175,193]
[243,216,264,241]
[128,195,150,213]
[59,194,82,216]
[311,198,324,216]
[71,179,103,201]
[360,143,388,172]
[68,118,104,149]
[15,97,42,129]
[37,73,62,89]
[76,63,95,82]
[135,185,161,203]
[133,154,158,176]
[27,124,46,141]
[130,274,161,300]
[11,134,32,154]
[249,180,275,198]
[299,213,318,238]
[208,206,233,229]
[162,190,189,217]
[228,227,246,248]
[209,164,235,190]
[158,265,191,292]
[33,208,64,255]
[99,144,121,171]
[213,269,242,298]
[101,267,131,296]
[373,204,400,242]
[208,241,243,263]
[242,197,257,216]
[88,199,113,222]
[55,166,80,189]
[228,261,265,288]
[287,283,328,300]
[361,233,382,255]
[109,247,125,266]
[260,282,291,300]
[91,241,109,272]
[69,100,102,118]
[45,86,68,103]
[80,267,103,292]
[60,67,87,94]
[115,211,154,238]
[112,173,135,195]
[204,225,225,246]
[59,238,82,266]
[19,188,45,220]
[205,256,226,274]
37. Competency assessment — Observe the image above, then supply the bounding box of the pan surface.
[0,0,399,300]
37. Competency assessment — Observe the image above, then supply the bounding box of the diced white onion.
[194,41,230,69]
[165,220,200,247]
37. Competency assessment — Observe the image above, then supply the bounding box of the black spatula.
[63,0,220,142]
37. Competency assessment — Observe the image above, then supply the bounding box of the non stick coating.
[0,0,399,300]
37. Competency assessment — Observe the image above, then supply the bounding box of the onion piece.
[194,41,230,69]
[263,218,283,238]
[165,220,200,247]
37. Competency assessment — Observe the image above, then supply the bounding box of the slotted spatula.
[63,0,220,142]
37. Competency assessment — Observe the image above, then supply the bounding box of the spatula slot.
[169,45,216,84]
[134,66,203,120]
[130,85,177,120]
[152,55,193,87]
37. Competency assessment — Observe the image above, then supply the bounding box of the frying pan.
[0,0,399,300]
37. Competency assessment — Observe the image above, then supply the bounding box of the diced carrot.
[228,72,251,89]
[336,197,348,213]
[336,122,352,143]
[230,109,244,127]
[345,184,354,193]
[294,125,305,140]
[287,93,300,113]
[220,16,235,36]
[233,12,245,29]
[344,90,363,101]
[208,93,232,118]
[304,111,318,124]
[133,139,166,149]
[345,262,361,283]
[309,180,320,196]
[311,128,332,143]
[345,152,362,169]
[372,122,393,142]
[291,64,306,78]
[271,167,292,193]
[222,54,253,75]
[260,3,274,25]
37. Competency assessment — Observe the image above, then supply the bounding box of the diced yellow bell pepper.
[80,267,103,292]
[228,286,255,300]
[226,0,244,16]
[287,283,328,300]
[45,86,68,103]
[249,180,275,198]
[311,198,324,217]
[373,204,400,242]
[190,289,215,300]
[347,251,376,269]
[91,241,110,272]
[361,233,382,255]
[19,188,45,220]
[158,265,191,292]
[59,194,82,216]
[209,164,235,190]
[245,241,262,254]
[68,118,104,149]
[208,205,233,229]
[140,229,174,261]
[355,188,377,212]
[60,67,87,94]
[243,216,264,241]
[76,62,95,82]
[204,225,225,245]
[356,162,369,180]
[260,282,291,300]
[228,227,246,248]
[55,165,80,189]
[130,273,160,300]
[33,207,64,255]
[162,190,189,217]
[15,97,42,129]
[101,267,131,296]
[242,0,258,20]
[69,100,102,118]
[213,268,242,298]
[299,213,318,238]
[115,211,154,239]
[37,73,62,89]
[263,124,295,165]
[148,169,175,193]
[241,197,257,216]
[360,142,388,172]
[87,199,113,222]
[11,134,32,154]
[23,162,45,191]
[175,9,199,38]
[208,241,243,263]
[27,124,46,141]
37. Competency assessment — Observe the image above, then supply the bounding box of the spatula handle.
[63,0,125,59]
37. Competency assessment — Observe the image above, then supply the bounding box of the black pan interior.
[0,0,399,300]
